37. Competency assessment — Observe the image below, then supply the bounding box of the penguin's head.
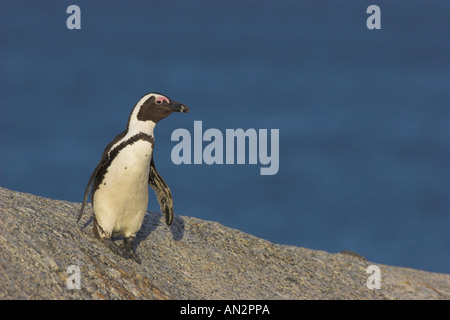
[134,93,189,124]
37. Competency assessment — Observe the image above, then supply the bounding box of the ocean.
[1,0,449,274]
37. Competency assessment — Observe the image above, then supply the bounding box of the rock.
[0,186,449,300]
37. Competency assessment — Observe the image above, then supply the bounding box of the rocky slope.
[0,187,449,299]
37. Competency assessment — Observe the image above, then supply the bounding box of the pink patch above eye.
[156,96,170,104]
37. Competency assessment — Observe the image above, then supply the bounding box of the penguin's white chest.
[93,139,153,238]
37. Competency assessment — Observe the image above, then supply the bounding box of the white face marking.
[128,93,169,129]
[109,93,167,154]
[136,93,169,108]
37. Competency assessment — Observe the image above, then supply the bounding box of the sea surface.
[1,1,449,274]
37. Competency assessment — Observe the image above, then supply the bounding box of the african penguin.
[78,92,189,263]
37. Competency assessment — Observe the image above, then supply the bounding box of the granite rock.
[0,187,449,300]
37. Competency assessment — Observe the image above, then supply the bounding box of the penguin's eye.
[155,96,169,105]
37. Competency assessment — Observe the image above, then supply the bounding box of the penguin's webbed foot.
[102,237,141,264]
[103,238,124,257]
[122,237,142,264]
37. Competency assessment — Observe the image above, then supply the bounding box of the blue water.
[1,1,449,274]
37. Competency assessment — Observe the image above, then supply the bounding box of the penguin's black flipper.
[78,158,105,223]
[149,157,174,226]
[78,131,126,223]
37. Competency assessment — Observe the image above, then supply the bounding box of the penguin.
[78,92,189,263]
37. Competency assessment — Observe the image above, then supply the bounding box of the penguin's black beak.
[169,101,189,113]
